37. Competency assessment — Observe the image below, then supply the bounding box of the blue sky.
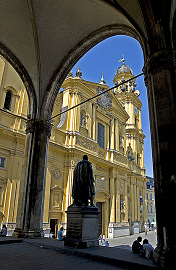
[71,35,153,177]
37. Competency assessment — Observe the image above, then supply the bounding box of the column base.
[12,228,44,238]
[12,228,25,238]
[153,245,176,268]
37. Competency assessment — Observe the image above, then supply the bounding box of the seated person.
[105,241,109,247]
[0,224,7,237]
[132,236,142,253]
[140,239,154,259]
[57,227,65,240]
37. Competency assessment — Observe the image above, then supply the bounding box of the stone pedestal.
[131,221,141,235]
[64,206,99,248]
[108,222,130,238]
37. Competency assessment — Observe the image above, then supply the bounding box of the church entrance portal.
[96,202,102,236]
[50,219,58,237]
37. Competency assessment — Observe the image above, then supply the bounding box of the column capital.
[26,119,52,138]
[143,49,176,78]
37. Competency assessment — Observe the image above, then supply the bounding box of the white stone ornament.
[97,87,112,110]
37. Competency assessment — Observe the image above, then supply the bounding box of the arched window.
[3,90,12,110]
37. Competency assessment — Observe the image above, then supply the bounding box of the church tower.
[113,56,145,175]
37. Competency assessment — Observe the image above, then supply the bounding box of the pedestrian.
[57,227,65,241]
[145,228,148,235]
[0,224,7,237]
[140,239,154,259]
[105,241,109,247]
[49,232,54,238]
[99,234,103,245]
[103,234,105,244]
[132,236,143,254]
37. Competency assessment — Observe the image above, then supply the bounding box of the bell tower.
[113,56,145,173]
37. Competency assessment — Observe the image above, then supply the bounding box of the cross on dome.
[118,54,125,63]
[99,71,106,85]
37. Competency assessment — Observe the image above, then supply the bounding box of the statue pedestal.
[64,205,99,248]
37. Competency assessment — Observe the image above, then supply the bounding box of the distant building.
[146,176,156,228]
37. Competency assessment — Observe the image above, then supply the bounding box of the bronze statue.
[72,155,95,206]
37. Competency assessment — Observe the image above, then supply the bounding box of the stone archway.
[41,24,147,121]
[0,42,37,118]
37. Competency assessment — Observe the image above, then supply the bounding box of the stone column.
[104,199,109,236]
[69,92,74,146]
[88,101,92,138]
[106,122,110,160]
[136,184,140,221]
[72,92,77,146]
[13,118,52,238]
[138,109,142,130]
[65,91,72,146]
[130,180,134,222]
[133,182,137,221]
[124,181,128,222]
[110,118,115,149]
[116,191,120,222]
[143,49,176,268]
[110,177,115,223]
[115,119,119,151]
[92,104,96,140]
[110,118,115,161]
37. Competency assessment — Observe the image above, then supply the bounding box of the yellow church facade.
[0,55,147,237]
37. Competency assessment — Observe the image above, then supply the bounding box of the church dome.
[116,62,133,75]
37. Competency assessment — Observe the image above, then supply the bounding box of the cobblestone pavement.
[0,242,129,270]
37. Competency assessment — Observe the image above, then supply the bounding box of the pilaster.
[130,179,134,222]
[92,104,96,140]
[110,177,115,223]
[115,119,119,151]
[88,101,92,137]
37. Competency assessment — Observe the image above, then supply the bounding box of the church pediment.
[50,185,64,193]
[95,190,110,198]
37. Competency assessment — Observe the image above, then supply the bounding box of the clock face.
[134,106,138,114]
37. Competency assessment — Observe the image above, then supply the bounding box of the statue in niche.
[80,113,86,128]
[72,155,95,207]
[52,194,60,208]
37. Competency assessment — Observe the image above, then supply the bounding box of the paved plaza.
[0,232,158,270]
[0,242,126,270]
[106,231,157,250]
